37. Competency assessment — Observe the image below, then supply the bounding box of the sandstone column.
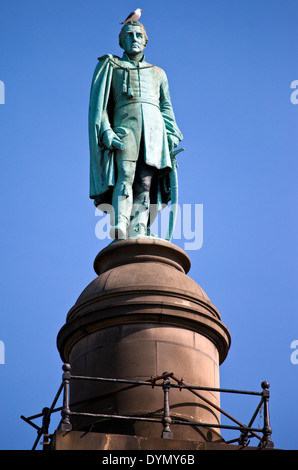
[57,238,231,442]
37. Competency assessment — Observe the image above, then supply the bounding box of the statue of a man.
[89,21,183,239]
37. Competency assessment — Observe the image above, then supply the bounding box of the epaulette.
[97,54,120,61]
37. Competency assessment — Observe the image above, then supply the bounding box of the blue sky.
[0,0,297,450]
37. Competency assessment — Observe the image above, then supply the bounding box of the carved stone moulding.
[57,238,231,442]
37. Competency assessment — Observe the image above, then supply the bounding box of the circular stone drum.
[57,238,231,442]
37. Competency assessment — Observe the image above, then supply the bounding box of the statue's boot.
[128,198,149,237]
[110,193,131,239]
[110,222,127,239]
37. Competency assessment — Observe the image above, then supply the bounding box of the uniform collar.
[122,52,146,65]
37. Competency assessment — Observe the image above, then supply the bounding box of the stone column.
[57,238,231,442]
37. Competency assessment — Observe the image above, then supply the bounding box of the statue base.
[57,238,231,443]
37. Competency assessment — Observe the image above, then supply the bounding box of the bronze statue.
[89,21,183,239]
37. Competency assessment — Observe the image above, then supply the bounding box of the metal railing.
[21,363,274,450]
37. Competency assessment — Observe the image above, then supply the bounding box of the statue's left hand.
[102,129,125,151]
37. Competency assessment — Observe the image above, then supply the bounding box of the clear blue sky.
[0,0,297,450]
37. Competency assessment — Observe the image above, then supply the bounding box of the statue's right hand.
[102,129,125,151]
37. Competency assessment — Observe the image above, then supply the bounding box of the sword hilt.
[170,147,184,169]
[171,147,185,157]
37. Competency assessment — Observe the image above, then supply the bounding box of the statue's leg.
[129,158,156,237]
[110,159,136,239]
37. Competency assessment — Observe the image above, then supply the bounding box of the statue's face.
[121,24,146,55]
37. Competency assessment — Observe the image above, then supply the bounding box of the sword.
[166,147,185,241]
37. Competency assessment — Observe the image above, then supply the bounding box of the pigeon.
[120,8,143,24]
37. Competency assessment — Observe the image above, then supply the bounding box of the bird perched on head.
[120,8,143,24]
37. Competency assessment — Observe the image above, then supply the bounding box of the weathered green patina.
[89,22,183,240]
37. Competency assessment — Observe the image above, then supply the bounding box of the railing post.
[41,407,51,450]
[260,381,274,448]
[161,372,173,439]
[59,363,72,431]
[239,429,249,447]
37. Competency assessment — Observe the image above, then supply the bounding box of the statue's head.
[119,21,148,55]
